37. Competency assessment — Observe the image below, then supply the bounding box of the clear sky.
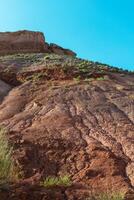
[0,0,134,70]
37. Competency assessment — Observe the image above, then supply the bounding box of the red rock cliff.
[0,30,76,56]
[0,30,48,55]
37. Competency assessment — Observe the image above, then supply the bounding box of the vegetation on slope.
[0,127,18,186]
[0,53,133,85]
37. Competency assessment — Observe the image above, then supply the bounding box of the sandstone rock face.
[0,30,76,56]
[0,30,47,55]
[0,53,133,199]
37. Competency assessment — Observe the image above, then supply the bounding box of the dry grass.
[86,192,125,200]
[0,127,17,185]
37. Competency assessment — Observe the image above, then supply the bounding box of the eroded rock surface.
[0,79,11,102]
[0,53,133,199]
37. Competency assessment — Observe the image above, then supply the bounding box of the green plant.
[0,127,17,185]
[86,192,125,200]
[73,75,81,82]
[40,175,72,188]
[96,77,105,81]
[44,55,50,60]
[84,78,95,82]
[98,192,124,200]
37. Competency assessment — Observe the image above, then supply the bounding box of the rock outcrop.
[0,30,47,55]
[0,30,76,56]
[49,43,77,57]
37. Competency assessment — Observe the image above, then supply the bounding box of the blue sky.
[0,0,134,70]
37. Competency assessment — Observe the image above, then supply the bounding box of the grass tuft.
[40,175,72,188]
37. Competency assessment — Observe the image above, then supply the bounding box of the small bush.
[40,175,72,187]
[73,76,81,82]
[96,77,105,81]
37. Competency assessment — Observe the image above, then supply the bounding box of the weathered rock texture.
[0,80,11,102]
[0,30,76,56]
[0,53,133,199]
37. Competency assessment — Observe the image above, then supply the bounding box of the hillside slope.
[0,53,134,200]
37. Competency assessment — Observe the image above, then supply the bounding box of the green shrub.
[96,77,105,81]
[40,175,72,187]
